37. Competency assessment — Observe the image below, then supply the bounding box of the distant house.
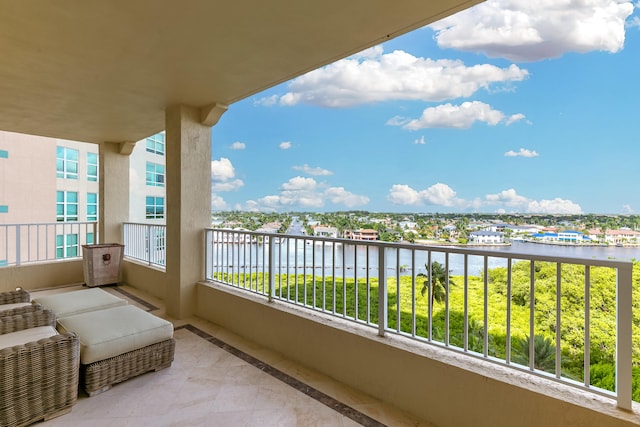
[558,230,588,242]
[344,228,378,241]
[587,228,640,244]
[313,225,338,238]
[398,220,417,230]
[468,231,504,244]
[530,230,590,243]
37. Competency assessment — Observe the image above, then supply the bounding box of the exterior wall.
[196,282,639,427]
[56,139,100,222]
[129,132,166,224]
[0,131,98,265]
[0,131,57,223]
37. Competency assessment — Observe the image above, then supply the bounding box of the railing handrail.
[203,227,635,409]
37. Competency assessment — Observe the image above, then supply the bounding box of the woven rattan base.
[81,338,175,396]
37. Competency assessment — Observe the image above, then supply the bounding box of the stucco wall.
[0,259,84,293]
[195,282,639,427]
[121,259,167,301]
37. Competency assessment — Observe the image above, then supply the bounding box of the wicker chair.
[0,289,30,305]
[0,309,80,427]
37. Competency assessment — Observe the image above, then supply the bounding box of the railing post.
[268,235,275,302]
[378,246,387,337]
[15,226,21,266]
[616,263,633,410]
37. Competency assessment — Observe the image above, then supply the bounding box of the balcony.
[2,3,639,424]
[1,225,640,425]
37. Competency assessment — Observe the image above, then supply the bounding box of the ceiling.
[0,1,483,144]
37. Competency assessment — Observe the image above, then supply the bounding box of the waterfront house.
[468,230,504,244]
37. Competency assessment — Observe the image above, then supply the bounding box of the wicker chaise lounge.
[0,309,80,427]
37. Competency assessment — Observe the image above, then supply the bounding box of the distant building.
[313,225,338,238]
[468,231,504,244]
[344,228,378,241]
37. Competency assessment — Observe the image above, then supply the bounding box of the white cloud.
[324,187,370,208]
[212,179,244,192]
[258,47,528,108]
[388,184,421,205]
[211,194,228,210]
[279,141,292,150]
[292,164,333,176]
[414,136,426,145]
[388,184,582,213]
[211,158,235,181]
[430,0,634,62]
[388,183,467,208]
[485,188,582,213]
[238,177,369,211]
[211,157,244,192]
[504,148,539,157]
[230,141,246,150]
[281,176,317,191]
[401,101,515,130]
[505,113,527,125]
[622,204,634,214]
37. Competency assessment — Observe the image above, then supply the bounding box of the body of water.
[212,237,638,279]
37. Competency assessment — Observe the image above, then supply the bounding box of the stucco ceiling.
[0,1,483,144]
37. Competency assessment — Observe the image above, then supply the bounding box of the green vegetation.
[213,259,640,401]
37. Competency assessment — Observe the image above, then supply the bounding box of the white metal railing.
[204,228,635,410]
[0,222,97,266]
[123,223,166,268]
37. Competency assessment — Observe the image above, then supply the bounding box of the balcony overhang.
[0,0,483,144]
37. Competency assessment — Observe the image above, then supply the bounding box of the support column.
[165,105,212,319]
[98,142,131,243]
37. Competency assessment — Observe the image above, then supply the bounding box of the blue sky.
[211,0,640,214]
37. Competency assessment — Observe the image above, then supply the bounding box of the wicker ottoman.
[57,305,175,396]
[32,288,127,319]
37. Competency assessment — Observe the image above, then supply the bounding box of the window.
[145,196,164,219]
[0,150,7,158]
[56,191,78,221]
[145,132,165,155]
[145,162,165,187]
[87,193,98,221]
[87,232,94,244]
[56,147,78,179]
[0,205,7,213]
[56,234,78,258]
[87,152,98,182]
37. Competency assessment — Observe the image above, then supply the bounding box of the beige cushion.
[0,326,58,349]
[32,288,127,318]
[57,305,173,364]
[0,302,32,312]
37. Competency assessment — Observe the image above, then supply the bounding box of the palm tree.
[513,334,556,372]
[417,261,455,306]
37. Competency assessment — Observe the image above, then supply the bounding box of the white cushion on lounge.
[32,288,127,318]
[0,326,58,349]
[0,302,32,312]
[57,305,173,364]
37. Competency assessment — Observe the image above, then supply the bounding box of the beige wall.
[0,131,56,223]
[0,260,84,293]
[195,282,639,427]
[122,259,167,300]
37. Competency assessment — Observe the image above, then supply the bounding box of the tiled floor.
[32,284,432,427]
